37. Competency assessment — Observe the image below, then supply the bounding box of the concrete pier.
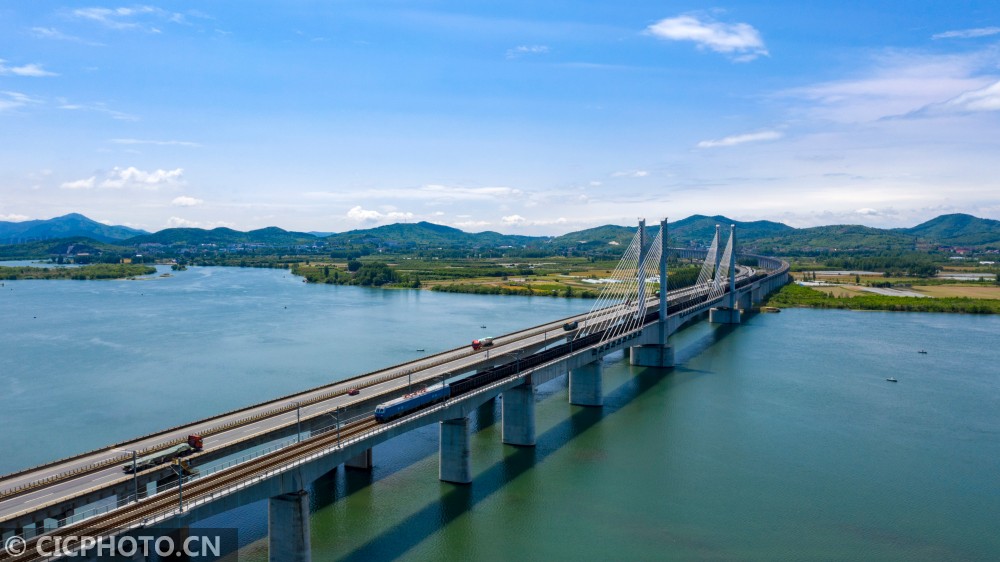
[709,307,741,324]
[439,417,472,484]
[344,448,373,470]
[569,360,603,406]
[629,344,675,368]
[268,490,311,562]
[501,384,536,446]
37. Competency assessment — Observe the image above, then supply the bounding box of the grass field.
[809,283,1000,300]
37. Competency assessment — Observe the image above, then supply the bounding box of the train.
[374,270,771,424]
[123,434,203,473]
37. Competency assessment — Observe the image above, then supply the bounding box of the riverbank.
[765,283,1000,313]
[0,264,156,280]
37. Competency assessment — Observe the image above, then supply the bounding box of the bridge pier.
[439,417,472,484]
[629,344,674,368]
[709,307,741,324]
[569,360,603,406]
[268,490,311,562]
[345,448,373,470]
[502,384,536,446]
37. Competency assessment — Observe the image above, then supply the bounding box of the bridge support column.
[569,360,603,407]
[268,490,311,562]
[629,344,674,368]
[345,448,373,470]
[502,384,536,446]
[439,417,472,484]
[709,307,741,324]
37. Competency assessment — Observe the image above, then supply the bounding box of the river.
[2,265,998,560]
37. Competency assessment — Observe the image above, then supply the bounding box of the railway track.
[1,418,380,562]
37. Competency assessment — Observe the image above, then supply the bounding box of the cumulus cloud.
[60,176,97,189]
[506,45,549,59]
[453,220,491,229]
[101,166,183,189]
[933,27,1000,40]
[165,216,199,228]
[0,59,58,77]
[697,130,783,148]
[647,14,768,61]
[172,195,203,207]
[346,205,414,224]
[306,184,522,203]
[501,215,527,226]
[0,214,29,222]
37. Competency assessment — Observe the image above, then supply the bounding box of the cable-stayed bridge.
[0,219,789,562]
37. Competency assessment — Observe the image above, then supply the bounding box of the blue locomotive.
[374,383,451,422]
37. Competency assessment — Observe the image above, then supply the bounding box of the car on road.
[347,388,360,396]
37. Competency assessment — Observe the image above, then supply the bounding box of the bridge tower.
[709,224,741,324]
[630,218,675,368]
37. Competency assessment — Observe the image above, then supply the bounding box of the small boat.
[480,325,487,329]
[886,377,898,382]
[917,350,927,354]
[416,348,425,352]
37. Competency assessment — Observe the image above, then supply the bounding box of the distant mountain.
[548,215,795,250]
[326,221,540,248]
[0,213,147,244]
[898,213,1000,246]
[125,226,317,246]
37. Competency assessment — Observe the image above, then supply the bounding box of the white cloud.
[111,138,202,147]
[0,91,39,112]
[346,205,414,224]
[931,80,1000,113]
[59,99,138,121]
[172,195,203,207]
[647,14,768,61]
[933,27,1000,40]
[611,170,649,178]
[506,45,549,59]
[697,130,783,148]
[306,184,522,203]
[779,51,997,122]
[69,167,186,189]
[71,6,185,32]
[30,27,103,46]
[165,216,199,228]
[0,59,58,77]
[60,176,97,189]
[0,214,29,222]
[453,220,491,229]
[501,214,527,226]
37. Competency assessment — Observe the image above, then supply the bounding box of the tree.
[347,259,362,272]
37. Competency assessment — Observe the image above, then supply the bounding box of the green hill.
[125,226,317,246]
[0,213,147,244]
[327,221,539,248]
[898,214,1000,246]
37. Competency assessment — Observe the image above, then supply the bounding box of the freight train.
[123,434,203,473]
[374,271,768,424]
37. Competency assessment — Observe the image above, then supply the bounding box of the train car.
[374,383,451,422]
[471,337,494,350]
[123,434,203,473]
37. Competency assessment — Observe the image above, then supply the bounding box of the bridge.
[0,219,789,561]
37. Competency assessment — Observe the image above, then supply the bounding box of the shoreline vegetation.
[0,264,156,280]
[764,282,1000,314]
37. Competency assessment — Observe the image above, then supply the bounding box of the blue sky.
[2,2,999,235]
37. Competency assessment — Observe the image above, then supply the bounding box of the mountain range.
[1,212,998,252]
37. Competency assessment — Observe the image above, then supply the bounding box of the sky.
[2,1,999,235]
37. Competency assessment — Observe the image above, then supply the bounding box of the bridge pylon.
[709,224,741,324]
[630,218,675,368]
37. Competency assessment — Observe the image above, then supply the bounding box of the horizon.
[2,2,1000,235]
[3,210,994,239]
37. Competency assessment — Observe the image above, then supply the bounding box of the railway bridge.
[0,219,789,561]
